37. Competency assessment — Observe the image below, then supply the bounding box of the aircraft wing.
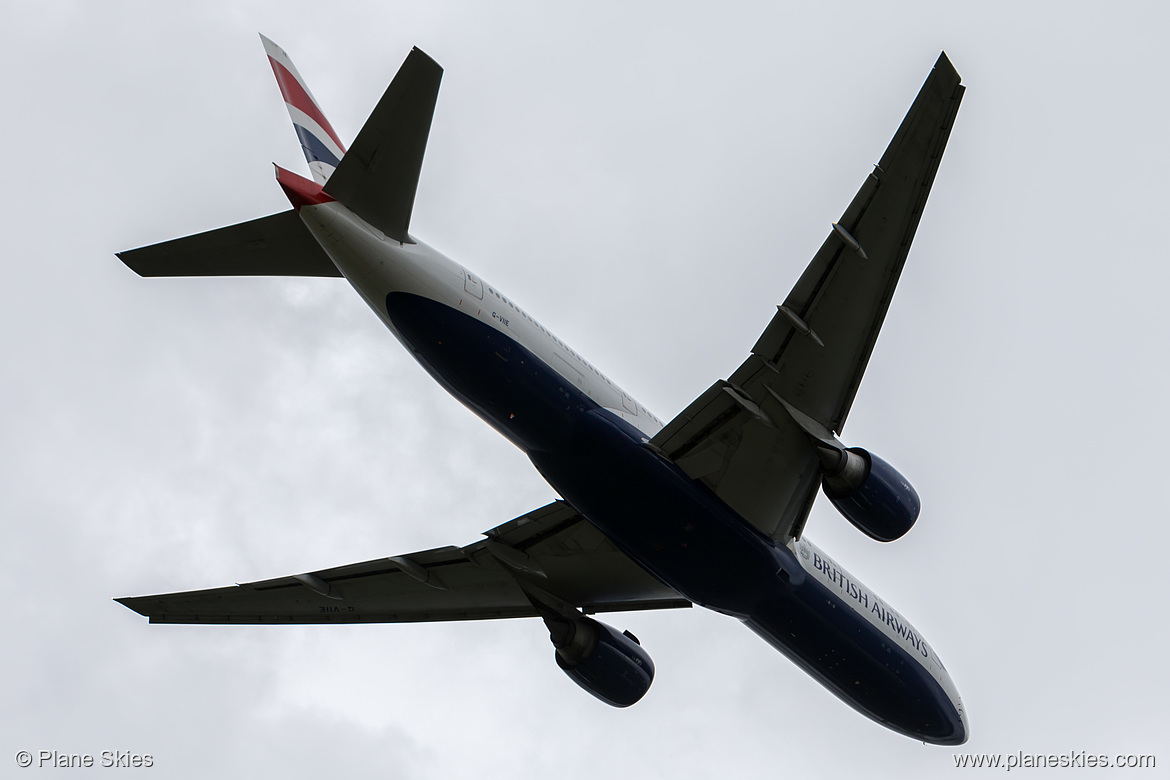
[117,501,690,624]
[650,53,963,543]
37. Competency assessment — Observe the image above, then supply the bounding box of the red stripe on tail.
[267,57,347,153]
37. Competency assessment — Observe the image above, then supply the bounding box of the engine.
[820,447,920,542]
[550,616,654,707]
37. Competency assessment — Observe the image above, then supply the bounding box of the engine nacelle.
[821,447,920,542]
[552,617,654,708]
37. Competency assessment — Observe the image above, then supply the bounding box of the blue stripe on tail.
[293,124,342,169]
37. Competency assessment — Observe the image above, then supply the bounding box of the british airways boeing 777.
[117,36,966,745]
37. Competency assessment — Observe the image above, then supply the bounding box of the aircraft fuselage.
[297,195,968,745]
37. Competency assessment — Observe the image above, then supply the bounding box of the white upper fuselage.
[298,199,665,437]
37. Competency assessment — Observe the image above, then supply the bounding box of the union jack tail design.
[260,34,347,184]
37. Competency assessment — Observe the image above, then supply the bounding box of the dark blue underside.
[386,292,964,743]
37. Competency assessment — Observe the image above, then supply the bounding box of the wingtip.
[114,596,147,616]
[114,249,149,278]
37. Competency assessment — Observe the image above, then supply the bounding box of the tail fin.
[260,34,347,184]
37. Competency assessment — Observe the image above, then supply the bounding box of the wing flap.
[117,210,341,278]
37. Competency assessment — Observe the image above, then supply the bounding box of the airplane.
[116,35,967,745]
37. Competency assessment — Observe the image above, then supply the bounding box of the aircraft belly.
[377,293,788,604]
[527,404,966,743]
[383,291,594,452]
[373,289,966,745]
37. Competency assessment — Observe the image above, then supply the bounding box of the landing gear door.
[464,269,484,299]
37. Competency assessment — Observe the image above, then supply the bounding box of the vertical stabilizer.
[260,34,348,184]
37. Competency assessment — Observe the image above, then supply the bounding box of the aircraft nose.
[928,667,968,745]
[894,658,967,745]
[952,692,970,745]
[907,696,966,745]
[932,705,968,746]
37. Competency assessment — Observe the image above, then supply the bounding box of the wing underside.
[746,53,964,433]
[651,54,963,544]
[117,501,690,624]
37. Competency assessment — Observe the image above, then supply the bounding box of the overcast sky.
[3,1,1168,777]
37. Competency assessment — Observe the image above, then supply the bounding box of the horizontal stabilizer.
[117,210,341,277]
[323,48,443,243]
